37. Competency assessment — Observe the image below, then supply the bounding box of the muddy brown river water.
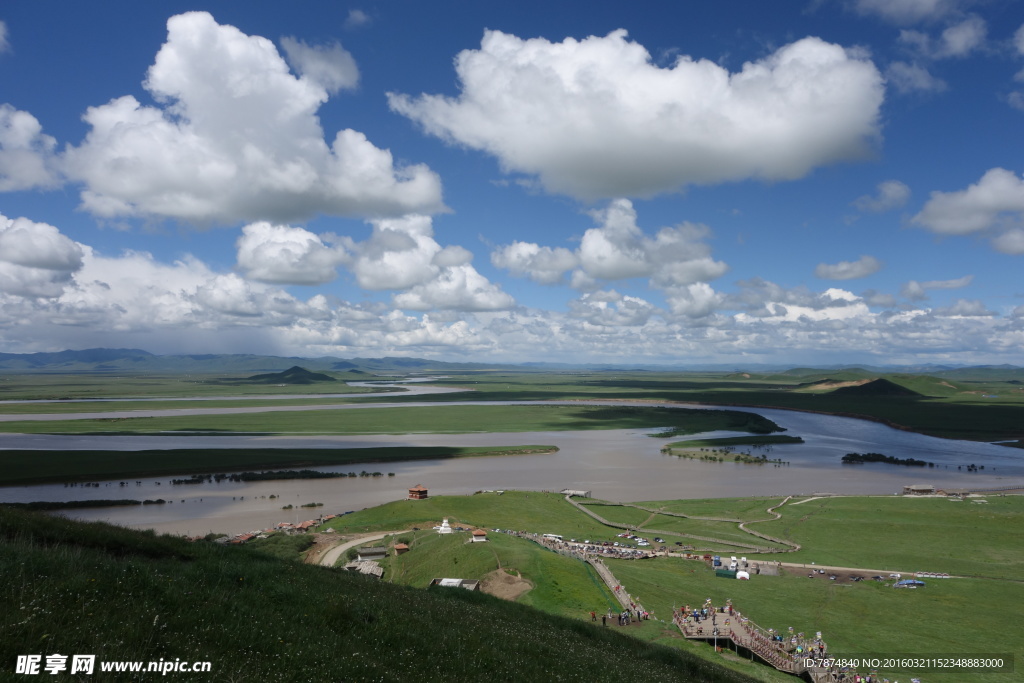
[1,383,1020,535]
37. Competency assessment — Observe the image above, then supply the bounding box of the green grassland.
[578,502,655,528]
[0,506,749,683]
[637,497,787,521]
[639,514,766,548]
[0,372,389,402]
[0,445,557,486]
[608,558,1021,683]
[753,494,1024,580]
[0,403,783,436]
[324,491,620,542]
[664,435,805,449]
[376,530,619,618]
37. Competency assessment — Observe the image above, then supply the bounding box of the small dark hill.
[243,366,337,384]
[829,378,922,397]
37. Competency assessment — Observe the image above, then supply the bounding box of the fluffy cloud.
[0,214,84,297]
[0,105,61,191]
[664,283,724,319]
[815,255,883,280]
[567,290,656,327]
[345,10,372,30]
[992,228,1024,255]
[0,21,9,53]
[900,274,973,300]
[732,284,871,323]
[493,199,727,293]
[236,222,346,285]
[280,37,359,93]
[2,218,1021,364]
[885,62,947,94]
[934,298,995,317]
[852,180,911,211]
[337,214,514,311]
[390,31,884,200]
[853,0,958,24]
[912,168,1024,252]
[899,16,987,59]
[61,11,443,224]
[392,266,515,312]
[491,242,578,286]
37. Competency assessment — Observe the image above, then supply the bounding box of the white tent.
[736,570,751,580]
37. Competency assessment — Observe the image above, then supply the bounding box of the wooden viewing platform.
[675,605,837,682]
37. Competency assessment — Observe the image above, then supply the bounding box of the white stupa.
[438,518,453,534]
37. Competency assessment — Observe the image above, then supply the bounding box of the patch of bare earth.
[480,568,533,601]
[303,533,345,564]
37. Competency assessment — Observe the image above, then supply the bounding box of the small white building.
[471,529,488,543]
[437,518,453,534]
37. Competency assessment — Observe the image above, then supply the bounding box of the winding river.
[0,382,1020,536]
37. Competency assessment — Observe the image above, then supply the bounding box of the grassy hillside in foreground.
[0,507,752,683]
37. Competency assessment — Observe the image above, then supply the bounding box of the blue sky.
[2,0,1024,365]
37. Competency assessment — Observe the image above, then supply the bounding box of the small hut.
[902,484,935,496]
[471,529,488,543]
[394,543,410,556]
[408,484,429,500]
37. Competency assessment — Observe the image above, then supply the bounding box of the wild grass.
[636,497,786,521]
[752,494,1024,580]
[609,558,1022,683]
[381,530,620,618]
[324,491,622,544]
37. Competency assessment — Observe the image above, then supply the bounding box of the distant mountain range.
[0,348,1021,379]
[0,349,519,375]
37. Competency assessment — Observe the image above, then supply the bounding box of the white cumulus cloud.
[853,0,958,24]
[280,36,359,94]
[0,214,84,297]
[568,290,656,327]
[885,62,948,93]
[492,199,727,292]
[62,11,443,224]
[337,214,514,311]
[899,15,987,59]
[912,168,1024,252]
[0,105,61,191]
[491,242,578,285]
[389,30,884,200]
[236,222,347,285]
[901,274,973,300]
[815,255,883,280]
[853,180,911,211]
